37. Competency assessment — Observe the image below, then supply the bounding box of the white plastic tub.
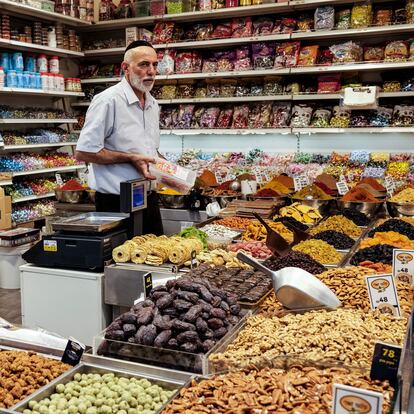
[0,244,31,289]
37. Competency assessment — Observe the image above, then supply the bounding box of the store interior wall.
[159,132,414,154]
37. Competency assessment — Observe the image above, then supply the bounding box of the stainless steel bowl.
[386,201,414,217]
[54,189,84,204]
[336,200,383,217]
[203,195,240,208]
[157,193,187,209]
[290,197,334,215]
[247,195,288,207]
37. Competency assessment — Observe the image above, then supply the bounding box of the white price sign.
[392,249,414,285]
[55,173,63,186]
[293,175,309,192]
[214,172,225,184]
[365,274,401,317]
[336,180,349,196]
[332,383,383,414]
[384,176,396,196]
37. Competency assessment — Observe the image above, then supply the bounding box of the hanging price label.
[143,273,153,298]
[293,175,309,192]
[332,383,383,414]
[384,176,396,197]
[55,173,63,186]
[336,179,349,196]
[365,274,401,316]
[214,172,225,184]
[392,249,414,285]
[370,341,402,386]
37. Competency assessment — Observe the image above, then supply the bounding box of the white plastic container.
[0,244,31,289]
[149,158,196,193]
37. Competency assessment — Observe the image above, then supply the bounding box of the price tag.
[332,383,383,414]
[190,250,198,270]
[43,240,57,252]
[384,176,396,197]
[336,180,349,196]
[180,221,193,232]
[55,173,63,186]
[370,341,402,386]
[143,273,153,298]
[293,174,309,191]
[214,172,225,184]
[78,172,88,185]
[365,274,401,316]
[392,249,414,285]
[61,338,85,366]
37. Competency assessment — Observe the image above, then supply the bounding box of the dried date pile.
[161,365,394,414]
[190,264,272,303]
[104,276,242,354]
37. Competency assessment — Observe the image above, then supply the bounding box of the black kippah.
[125,40,154,53]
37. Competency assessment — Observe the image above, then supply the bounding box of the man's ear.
[121,61,129,74]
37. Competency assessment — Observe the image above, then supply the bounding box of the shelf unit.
[0,119,78,124]
[12,192,55,204]
[3,142,78,150]
[0,39,84,57]
[11,165,85,177]
[0,88,84,97]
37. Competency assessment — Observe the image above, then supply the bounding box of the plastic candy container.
[232,105,250,129]
[314,6,335,31]
[330,106,351,127]
[200,106,220,128]
[289,104,313,127]
[271,103,291,127]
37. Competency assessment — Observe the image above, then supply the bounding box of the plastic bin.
[0,244,32,289]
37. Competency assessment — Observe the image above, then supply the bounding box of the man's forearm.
[75,148,131,165]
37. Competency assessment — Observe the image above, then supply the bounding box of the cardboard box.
[125,27,139,47]
[0,187,12,230]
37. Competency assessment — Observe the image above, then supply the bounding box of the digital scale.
[23,179,148,272]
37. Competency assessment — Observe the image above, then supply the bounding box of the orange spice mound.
[341,187,380,202]
[358,177,385,191]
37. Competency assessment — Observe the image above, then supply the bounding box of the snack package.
[395,8,407,23]
[220,79,237,97]
[402,78,414,91]
[264,77,284,95]
[318,48,334,65]
[177,83,195,98]
[369,106,393,126]
[232,105,250,128]
[252,18,273,36]
[281,17,297,34]
[250,82,264,96]
[363,46,384,62]
[212,21,232,39]
[214,50,235,72]
[409,39,414,61]
[330,41,362,64]
[212,0,225,9]
[191,107,206,128]
[330,105,351,127]
[392,104,414,126]
[252,42,275,69]
[200,106,220,128]
[234,46,252,71]
[298,45,319,66]
[272,19,282,34]
[285,82,301,94]
[351,1,373,28]
[297,14,313,31]
[192,52,203,73]
[160,107,174,128]
[349,112,369,127]
[206,80,220,97]
[195,85,207,98]
[235,82,250,97]
[216,107,234,128]
[248,103,272,128]
[408,0,414,23]
[195,23,214,40]
[314,6,335,31]
[384,40,409,62]
[199,0,211,11]
[231,17,252,38]
[271,102,291,127]
[149,158,196,193]
[274,41,300,68]
[289,104,313,127]
[202,58,218,73]
[161,82,177,99]
[311,108,332,128]
[374,8,393,25]
[152,22,175,44]
[336,9,351,29]
[383,80,401,92]
[174,104,195,129]
[175,52,194,73]
[157,50,176,75]
[317,74,341,93]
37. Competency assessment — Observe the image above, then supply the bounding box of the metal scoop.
[237,252,341,310]
[252,212,290,256]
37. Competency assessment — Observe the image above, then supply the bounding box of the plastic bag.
[160,107,174,128]
[216,107,233,128]
[271,102,291,127]
[231,17,252,38]
[351,1,373,28]
[157,50,176,75]
[220,79,237,97]
[248,103,272,128]
[330,41,362,64]
[317,74,341,93]
[298,45,319,66]
[212,21,232,39]
[311,108,332,127]
[363,46,384,62]
[161,82,177,99]
[200,106,220,128]
[234,46,252,71]
[330,105,351,127]
[175,52,194,73]
[252,42,275,69]
[383,80,401,92]
[318,48,334,65]
[202,58,218,73]
[395,8,407,23]
[392,104,414,126]
[177,83,195,98]
[349,112,369,127]
[408,0,414,23]
[152,22,175,44]
[175,105,195,129]
[384,40,408,62]
[289,104,313,127]
[281,17,297,34]
[250,82,264,96]
[314,6,335,31]
[374,8,393,25]
[252,18,273,36]
[297,14,313,31]
[232,105,250,128]
[235,82,250,97]
[206,80,220,97]
[369,106,393,126]
[264,77,284,95]
[191,107,205,127]
[195,23,214,41]
[274,42,300,68]
[336,9,351,29]
[214,50,235,72]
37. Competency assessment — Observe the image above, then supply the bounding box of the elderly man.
[76,40,163,234]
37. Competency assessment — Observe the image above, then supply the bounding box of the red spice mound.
[255,188,282,197]
[58,179,84,191]
[358,177,385,191]
[341,187,379,202]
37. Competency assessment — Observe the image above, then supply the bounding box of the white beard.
[129,73,154,93]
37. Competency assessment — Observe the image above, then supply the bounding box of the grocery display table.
[20,264,111,346]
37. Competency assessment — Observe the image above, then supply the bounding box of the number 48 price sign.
[392,249,414,285]
[365,274,401,317]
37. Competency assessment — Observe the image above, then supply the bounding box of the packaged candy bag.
[363,46,384,62]
[314,6,335,30]
[289,104,313,127]
[252,18,273,36]
[174,105,195,129]
[231,17,252,38]
[252,42,275,69]
[274,42,300,68]
[200,106,220,128]
[351,1,373,28]
[384,40,409,62]
[298,45,319,66]
[330,105,351,127]
[248,103,272,128]
[311,108,332,127]
[330,41,362,64]
[232,105,250,128]
[336,9,351,29]
[152,22,175,44]
[157,50,176,75]
[317,74,341,93]
[216,107,234,128]
[234,46,252,71]
[392,104,414,126]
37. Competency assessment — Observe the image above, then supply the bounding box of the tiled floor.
[0,288,22,325]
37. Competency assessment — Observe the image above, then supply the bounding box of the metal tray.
[52,212,129,233]
[9,358,191,414]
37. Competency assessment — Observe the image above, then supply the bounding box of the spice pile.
[292,184,332,200]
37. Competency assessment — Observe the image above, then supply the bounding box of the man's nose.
[148,64,157,76]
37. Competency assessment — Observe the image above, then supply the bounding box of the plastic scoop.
[237,252,341,310]
[252,212,290,256]
[280,220,311,245]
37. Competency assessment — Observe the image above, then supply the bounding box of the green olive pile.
[23,372,176,414]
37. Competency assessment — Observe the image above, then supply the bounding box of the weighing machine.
[23,179,149,272]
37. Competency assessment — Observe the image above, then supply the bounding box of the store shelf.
[292,127,414,134]
[81,77,121,84]
[379,91,414,98]
[12,192,55,204]
[12,164,85,177]
[13,215,49,225]
[0,38,84,57]
[161,68,291,80]
[0,179,12,186]
[0,0,91,26]
[0,87,85,97]
[161,128,292,135]
[0,119,78,124]
[3,142,78,150]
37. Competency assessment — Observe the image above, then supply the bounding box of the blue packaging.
[16,71,23,88]
[12,53,24,71]
[23,71,30,89]
[29,72,37,89]
[1,53,9,71]
[35,73,41,89]
[24,55,36,72]
[6,70,17,88]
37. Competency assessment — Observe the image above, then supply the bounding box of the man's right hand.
[130,154,156,180]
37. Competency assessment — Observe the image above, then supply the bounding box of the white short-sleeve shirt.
[76,77,160,194]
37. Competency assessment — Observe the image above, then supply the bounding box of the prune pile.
[263,251,326,275]
[190,264,272,303]
[368,219,414,240]
[312,230,355,250]
[274,216,309,232]
[105,277,242,355]
[350,244,395,265]
[339,208,370,227]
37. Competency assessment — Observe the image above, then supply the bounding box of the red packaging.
[231,17,252,38]
[232,105,250,129]
[317,74,341,93]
